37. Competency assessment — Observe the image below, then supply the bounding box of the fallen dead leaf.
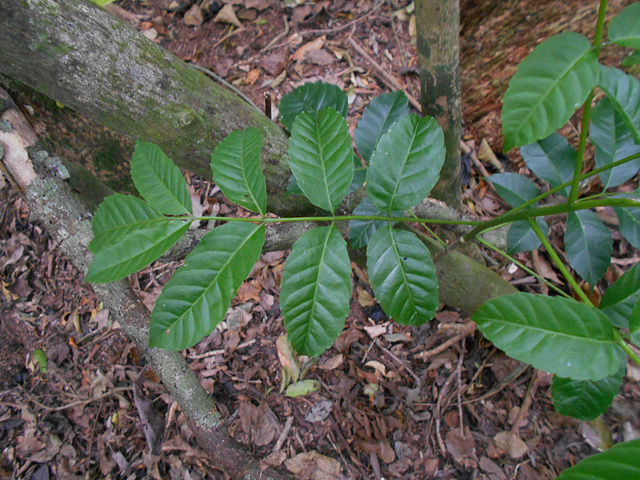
[236,401,281,446]
[245,68,261,85]
[285,450,344,480]
[214,3,242,27]
[291,36,326,62]
[184,4,204,26]
[446,426,478,468]
[493,431,529,459]
[262,51,288,77]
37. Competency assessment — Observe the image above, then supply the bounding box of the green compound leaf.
[367,226,439,325]
[130,141,192,216]
[86,220,190,283]
[599,66,640,144]
[609,2,640,49]
[281,225,352,357]
[366,114,445,213]
[149,222,265,350]
[507,218,549,254]
[520,133,575,197]
[552,365,625,421]
[501,32,599,151]
[279,82,348,132]
[600,261,640,329]
[348,153,366,195]
[348,197,391,249]
[472,293,626,381]
[615,206,640,250]
[288,109,353,214]
[488,172,540,208]
[565,210,612,285]
[210,127,267,215]
[355,91,410,162]
[591,98,640,189]
[89,194,165,254]
[556,438,640,480]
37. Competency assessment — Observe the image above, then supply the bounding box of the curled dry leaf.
[285,450,345,480]
[214,3,242,27]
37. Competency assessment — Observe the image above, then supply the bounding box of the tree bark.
[416,0,463,208]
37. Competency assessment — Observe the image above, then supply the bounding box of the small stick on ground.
[416,322,476,361]
[274,416,294,451]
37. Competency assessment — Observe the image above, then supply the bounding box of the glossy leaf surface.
[472,293,625,381]
[149,223,265,350]
[565,210,612,285]
[591,98,640,188]
[552,365,625,421]
[289,109,353,214]
[90,194,164,253]
[615,206,640,250]
[520,133,575,196]
[488,173,540,207]
[355,91,410,161]
[86,220,190,283]
[609,3,640,49]
[600,261,640,329]
[348,197,392,249]
[210,127,267,214]
[366,114,445,213]
[556,438,640,480]
[279,82,348,131]
[599,66,640,144]
[507,218,548,254]
[501,32,599,151]
[130,141,192,216]
[367,227,439,325]
[281,225,352,356]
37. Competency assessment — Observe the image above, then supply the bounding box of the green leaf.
[615,206,640,249]
[629,301,640,348]
[507,218,549,254]
[599,66,640,144]
[520,133,575,196]
[552,365,625,421]
[488,173,540,207]
[348,153,366,195]
[130,141,192,216]
[591,98,640,189]
[86,220,190,283]
[279,82,348,132]
[355,91,410,161]
[281,225,352,356]
[89,194,164,253]
[288,109,353,214]
[609,2,640,49]
[348,197,391,249]
[600,261,640,329]
[210,127,267,214]
[565,210,612,285]
[472,293,625,381]
[367,226,439,325]
[623,50,640,67]
[556,438,640,480]
[366,114,445,213]
[286,379,321,397]
[501,32,599,151]
[148,222,265,350]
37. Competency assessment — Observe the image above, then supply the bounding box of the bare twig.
[21,386,132,412]
[212,26,246,48]
[190,64,261,113]
[416,322,476,361]
[300,0,386,37]
[274,416,294,451]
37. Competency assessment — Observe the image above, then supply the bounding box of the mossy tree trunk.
[416,0,463,208]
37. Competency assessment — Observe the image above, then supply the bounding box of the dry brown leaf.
[319,354,344,371]
[493,431,529,459]
[245,68,261,85]
[446,426,478,468]
[306,49,335,66]
[357,286,375,307]
[276,334,301,383]
[236,401,281,446]
[214,4,242,27]
[285,450,344,480]
[291,36,326,62]
[262,51,288,77]
[363,323,387,339]
[184,4,204,26]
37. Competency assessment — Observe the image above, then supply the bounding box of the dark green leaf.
[366,114,445,213]
[615,206,640,249]
[556,438,640,480]
[507,218,548,254]
[598,66,640,144]
[552,365,625,421]
[600,261,640,329]
[609,2,640,49]
[591,98,640,189]
[628,301,640,348]
[288,109,354,213]
[472,293,625,380]
[281,225,352,356]
[279,82,348,131]
[86,220,190,283]
[488,173,540,207]
[367,226,439,325]
[623,51,640,68]
[565,210,612,285]
[210,127,267,214]
[348,196,390,249]
[90,194,164,253]
[520,133,576,196]
[130,141,192,216]
[285,174,303,197]
[355,91,410,161]
[148,223,265,350]
[348,153,366,196]
[502,32,599,151]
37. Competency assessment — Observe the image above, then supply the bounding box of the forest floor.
[1,0,639,479]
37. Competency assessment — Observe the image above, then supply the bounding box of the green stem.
[617,334,640,369]
[568,91,594,204]
[475,236,572,299]
[593,0,609,55]
[190,214,484,226]
[527,218,593,306]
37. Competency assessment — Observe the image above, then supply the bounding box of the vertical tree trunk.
[416,0,463,208]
